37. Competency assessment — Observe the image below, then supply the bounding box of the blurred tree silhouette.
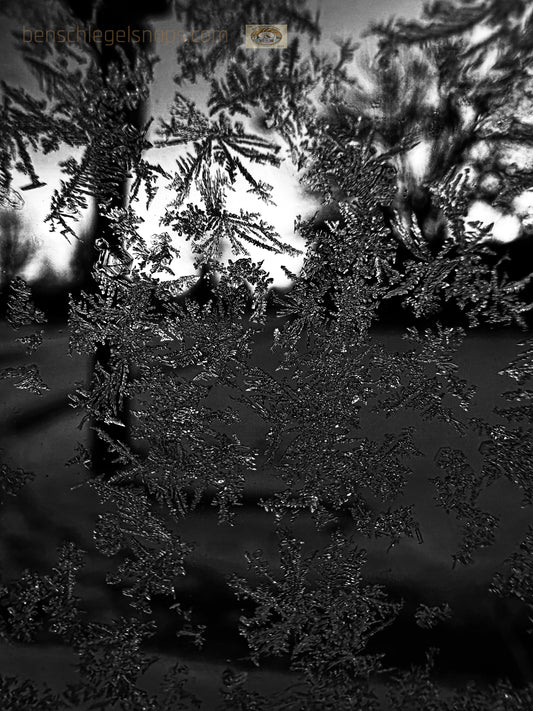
[0,210,38,291]
[316,0,533,253]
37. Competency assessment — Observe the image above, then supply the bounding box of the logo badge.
[246,24,287,49]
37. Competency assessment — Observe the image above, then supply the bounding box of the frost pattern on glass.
[1,0,533,707]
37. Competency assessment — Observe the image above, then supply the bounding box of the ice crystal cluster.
[1,0,533,708]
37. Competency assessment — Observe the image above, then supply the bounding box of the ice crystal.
[155,662,202,710]
[387,655,533,711]
[432,447,499,566]
[90,479,193,613]
[231,530,401,681]
[0,364,49,395]
[415,603,452,630]
[474,420,533,506]
[70,617,157,709]
[0,456,33,500]
[156,96,300,266]
[375,327,475,432]
[6,277,46,330]
[491,526,533,605]
[0,676,59,711]
[0,542,84,643]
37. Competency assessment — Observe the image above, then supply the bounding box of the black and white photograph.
[1,0,533,708]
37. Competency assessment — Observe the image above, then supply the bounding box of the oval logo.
[251,26,283,46]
